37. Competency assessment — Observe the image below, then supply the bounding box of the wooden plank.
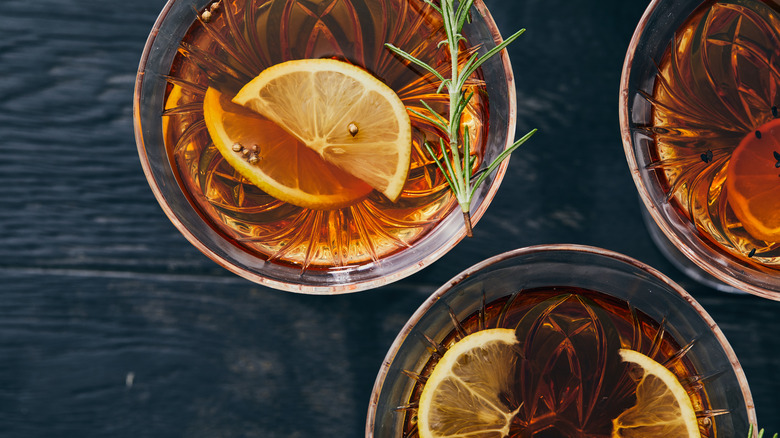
[0,0,777,436]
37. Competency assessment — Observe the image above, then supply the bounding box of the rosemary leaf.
[471,128,537,196]
[419,100,449,126]
[384,44,446,83]
[455,0,474,31]
[423,0,443,15]
[424,141,456,190]
[385,0,536,236]
[461,28,526,81]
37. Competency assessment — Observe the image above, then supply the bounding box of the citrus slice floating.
[726,118,780,242]
[203,86,373,209]
[612,349,700,438]
[417,328,520,438]
[231,58,412,202]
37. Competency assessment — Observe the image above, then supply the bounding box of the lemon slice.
[231,58,412,202]
[203,86,374,209]
[612,349,700,438]
[417,328,520,438]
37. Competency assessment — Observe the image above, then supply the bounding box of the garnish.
[726,118,780,242]
[385,0,536,236]
[202,59,412,210]
[748,424,779,438]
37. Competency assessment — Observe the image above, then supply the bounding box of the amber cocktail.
[368,245,756,437]
[134,0,518,292]
[621,0,780,298]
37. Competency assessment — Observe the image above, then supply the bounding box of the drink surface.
[162,0,488,270]
[648,0,780,269]
[402,287,714,437]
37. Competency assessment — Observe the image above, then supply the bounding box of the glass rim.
[133,0,518,294]
[365,243,757,436]
[618,0,780,300]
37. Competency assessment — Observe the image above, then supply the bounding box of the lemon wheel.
[203,86,373,210]
[612,349,700,438]
[417,328,520,438]
[231,58,412,203]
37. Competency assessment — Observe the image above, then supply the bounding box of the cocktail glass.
[133,0,518,293]
[367,244,756,437]
[620,0,780,299]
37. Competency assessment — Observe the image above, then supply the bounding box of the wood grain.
[0,0,778,436]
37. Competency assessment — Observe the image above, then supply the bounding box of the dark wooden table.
[1,0,778,436]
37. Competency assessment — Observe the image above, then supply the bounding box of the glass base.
[638,202,745,295]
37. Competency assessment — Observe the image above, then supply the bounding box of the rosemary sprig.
[385,0,536,236]
[749,425,779,438]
